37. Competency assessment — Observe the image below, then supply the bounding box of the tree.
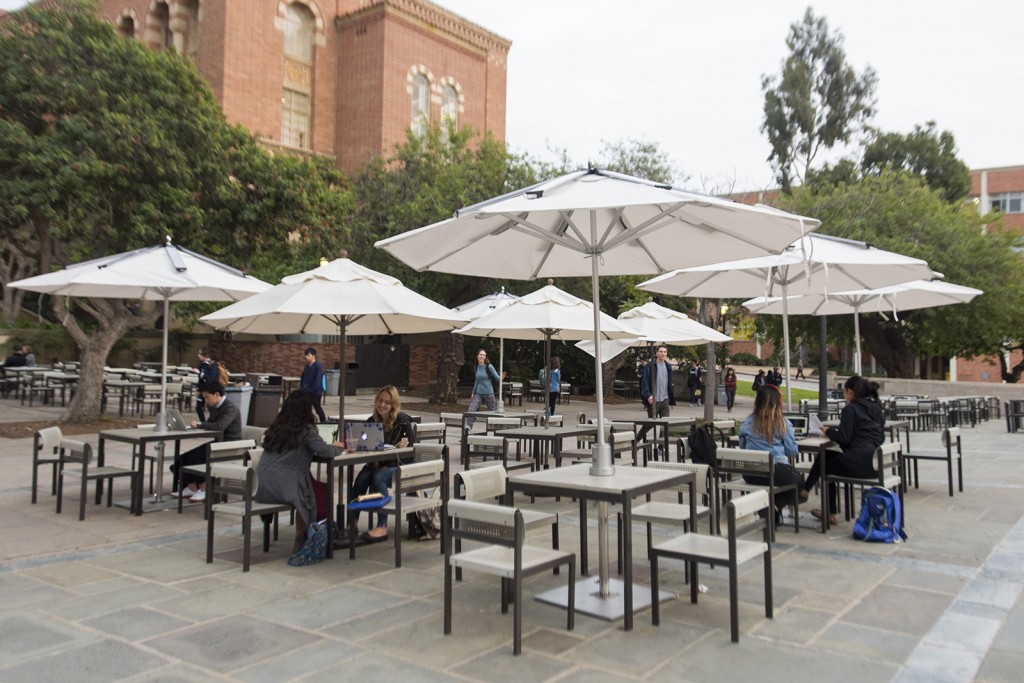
[0,1,349,420]
[860,121,971,202]
[761,7,877,193]
[776,170,1024,378]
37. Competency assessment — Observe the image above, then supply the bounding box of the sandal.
[809,508,837,525]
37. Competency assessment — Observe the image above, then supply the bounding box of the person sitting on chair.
[169,381,242,503]
[255,391,341,554]
[348,385,416,543]
[739,385,803,525]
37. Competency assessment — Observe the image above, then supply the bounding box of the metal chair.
[903,427,963,497]
[650,489,773,643]
[31,426,63,503]
[444,499,576,655]
[56,439,141,520]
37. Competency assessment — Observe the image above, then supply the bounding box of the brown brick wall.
[957,350,1024,383]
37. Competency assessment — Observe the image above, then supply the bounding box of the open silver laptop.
[784,413,809,438]
[167,407,190,431]
[346,421,385,451]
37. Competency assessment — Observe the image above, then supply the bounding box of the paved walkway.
[1,393,1021,682]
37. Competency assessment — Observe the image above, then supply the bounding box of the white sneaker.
[189,490,206,502]
[170,486,192,498]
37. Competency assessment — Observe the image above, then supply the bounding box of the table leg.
[819,446,829,533]
[325,461,335,559]
[579,498,588,576]
[136,443,150,515]
[620,496,633,631]
[96,436,107,505]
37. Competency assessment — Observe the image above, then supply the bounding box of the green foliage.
[773,169,1024,376]
[860,121,971,202]
[761,7,877,192]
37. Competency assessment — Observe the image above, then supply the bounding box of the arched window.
[284,3,314,62]
[181,0,199,57]
[440,84,458,142]
[411,73,430,137]
[117,16,135,39]
[281,3,315,150]
[151,1,172,49]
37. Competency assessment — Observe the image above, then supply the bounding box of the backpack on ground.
[288,520,330,566]
[687,423,719,468]
[406,489,441,540]
[852,487,907,543]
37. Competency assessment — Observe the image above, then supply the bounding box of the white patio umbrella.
[575,301,731,359]
[9,236,271,431]
[638,233,934,406]
[456,284,638,411]
[453,287,520,410]
[742,278,982,374]
[200,256,467,417]
[376,167,820,611]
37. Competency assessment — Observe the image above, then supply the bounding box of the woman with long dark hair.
[801,375,885,525]
[254,391,340,553]
[738,385,803,524]
[348,385,416,542]
[723,367,738,413]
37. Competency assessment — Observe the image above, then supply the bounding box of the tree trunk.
[434,332,463,404]
[999,343,1024,383]
[860,317,916,378]
[54,296,160,423]
[601,353,626,399]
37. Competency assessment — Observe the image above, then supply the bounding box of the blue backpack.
[852,487,907,543]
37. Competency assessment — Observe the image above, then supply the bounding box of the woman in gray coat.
[255,391,341,553]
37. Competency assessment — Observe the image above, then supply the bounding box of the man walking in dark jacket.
[300,347,327,423]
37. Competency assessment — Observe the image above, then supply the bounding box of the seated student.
[255,391,342,554]
[3,345,27,368]
[348,385,415,542]
[738,385,803,525]
[801,375,885,525]
[169,381,242,502]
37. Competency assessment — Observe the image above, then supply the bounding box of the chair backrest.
[716,448,772,477]
[543,414,563,427]
[647,460,710,496]
[60,439,92,466]
[412,422,445,443]
[466,434,508,457]
[207,439,257,465]
[35,426,63,458]
[726,489,771,542]
[942,427,961,453]
[412,443,447,463]
[874,440,902,476]
[456,465,507,502]
[447,498,522,547]
[439,412,463,427]
[396,458,445,493]
[486,417,520,433]
[241,425,267,446]
[209,462,257,497]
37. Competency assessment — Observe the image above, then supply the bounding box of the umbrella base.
[535,576,673,621]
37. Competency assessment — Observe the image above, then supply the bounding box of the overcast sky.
[3,0,1021,192]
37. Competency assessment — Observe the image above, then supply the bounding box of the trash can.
[716,383,727,406]
[324,369,340,396]
[246,373,283,427]
[223,384,253,427]
[345,362,359,396]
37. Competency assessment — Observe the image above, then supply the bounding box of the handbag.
[287,520,330,566]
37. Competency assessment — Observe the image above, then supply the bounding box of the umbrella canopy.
[576,301,731,359]
[376,167,819,608]
[200,257,467,416]
[638,233,934,405]
[10,236,271,427]
[742,278,982,374]
[456,284,638,402]
[453,287,520,407]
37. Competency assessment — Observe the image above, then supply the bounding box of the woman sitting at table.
[348,385,415,543]
[255,391,342,554]
[801,375,885,525]
[738,385,803,525]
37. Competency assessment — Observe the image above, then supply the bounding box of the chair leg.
[55,467,64,514]
[206,508,215,563]
[242,514,252,572]
[729,561,740,643]
[444,559,453,635]
[513,571,523,655]
[79,474,88,521]
[650,552,660,625]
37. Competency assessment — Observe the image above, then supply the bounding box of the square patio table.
[494,423,596,469]
[99,426,220,513]
[507,463,694,630]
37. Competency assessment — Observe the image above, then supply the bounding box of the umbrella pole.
[338,319,347,421]
[588,214,613,599]
[782,284,793,410]
[155,296,169,433]
[818,316,829,419]
[544,334,551,422]
[497,337,505,413]
[854,305,862,376]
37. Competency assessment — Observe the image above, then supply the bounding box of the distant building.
[970,165,1024,234]
[97,0,510,174]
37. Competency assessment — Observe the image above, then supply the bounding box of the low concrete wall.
[850,376,1024,403]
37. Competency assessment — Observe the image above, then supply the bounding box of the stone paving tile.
[976,650,1024,683]
[989,601,1024,654]
[750,604,835,644]
[43,579,186,621]
[299,651,453,683]
[0,613,101,668]
[899,642,985,683]
[147,616,318,674]
[22,560,121,587]
[85,547,228,583]
[815,621,920,663]
[231,641,363,683]
[81,605,194,641]
[251,583,410,631]
[450,644,575,682]
[840,583,952,635]
[0,639,168,683]
[321,598,437,642]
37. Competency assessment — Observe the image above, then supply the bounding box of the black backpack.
[687,423,719,468]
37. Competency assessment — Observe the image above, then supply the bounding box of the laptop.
[784,413,809,438]
[346,421,386,451]
[317,423,340,443]
[167,407,190,431]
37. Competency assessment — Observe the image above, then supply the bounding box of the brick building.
[97,0,510,174]
[970,165,1024,235]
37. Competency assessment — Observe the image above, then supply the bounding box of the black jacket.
[830,398,885,466]
[198,396,243,441]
